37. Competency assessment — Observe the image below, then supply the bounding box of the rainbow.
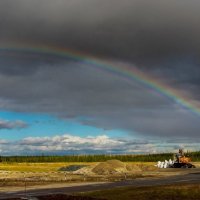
[0,44,200,116]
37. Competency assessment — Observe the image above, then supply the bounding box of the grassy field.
[80,183,200,200]
[0,162,95,187]
[0,162,157,188]
[0,161,198,189]
[0,162,95,172]
[0,161,158,173]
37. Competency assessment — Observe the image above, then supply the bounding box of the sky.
[0,0,200,155]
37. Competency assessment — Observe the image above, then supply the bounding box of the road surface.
[1,172,200,199]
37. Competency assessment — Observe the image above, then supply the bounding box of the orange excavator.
[172,149,195,168]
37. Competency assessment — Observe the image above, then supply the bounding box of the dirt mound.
[92,160,127,175]
[74,160,155,175]
[92,162,117,175]
[106,160,125,168]
[74,165,95,175]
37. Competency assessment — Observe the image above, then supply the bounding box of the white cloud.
[0,134,151,155]
[20,134,124,151]
[0,134,199,155]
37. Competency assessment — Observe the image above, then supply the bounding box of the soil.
[92,160,142,175]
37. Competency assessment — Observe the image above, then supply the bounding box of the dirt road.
[1,171,200,199]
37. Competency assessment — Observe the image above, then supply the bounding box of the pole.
[24,173,27,198]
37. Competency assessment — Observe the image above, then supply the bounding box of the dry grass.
[0,161,156,188]
[0,161,178,173]
[0,162,96,187]
[80,183,200,200]
[0,162,96,172]
[0,161,198,189]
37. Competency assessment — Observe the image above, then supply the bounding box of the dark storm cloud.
[0,119,28,130]
[1,0,200,61]
[0,56,199,137]
[1,0,200,93]
[0,0,200,137]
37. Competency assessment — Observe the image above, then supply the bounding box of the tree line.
[0,151,199,163]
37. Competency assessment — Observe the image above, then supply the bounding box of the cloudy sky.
[0,0,200,155]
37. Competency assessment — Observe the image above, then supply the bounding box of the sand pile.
[92,160,129,175]
[74,165,95,175]
[106,160,126,168]
[73,160,156,175]
[92,162,117,175]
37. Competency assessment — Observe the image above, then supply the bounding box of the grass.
[80,184,200,200]
[0,161,198,188]
[0,162,155,187]
[0,161,157,172]
[0,162,95,172]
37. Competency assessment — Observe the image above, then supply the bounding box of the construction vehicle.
[171,149,195,168]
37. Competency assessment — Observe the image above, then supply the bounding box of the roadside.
[80,183,200,200]
[1,170,200,199]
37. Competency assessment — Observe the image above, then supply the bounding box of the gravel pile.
[92,160,129,175]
